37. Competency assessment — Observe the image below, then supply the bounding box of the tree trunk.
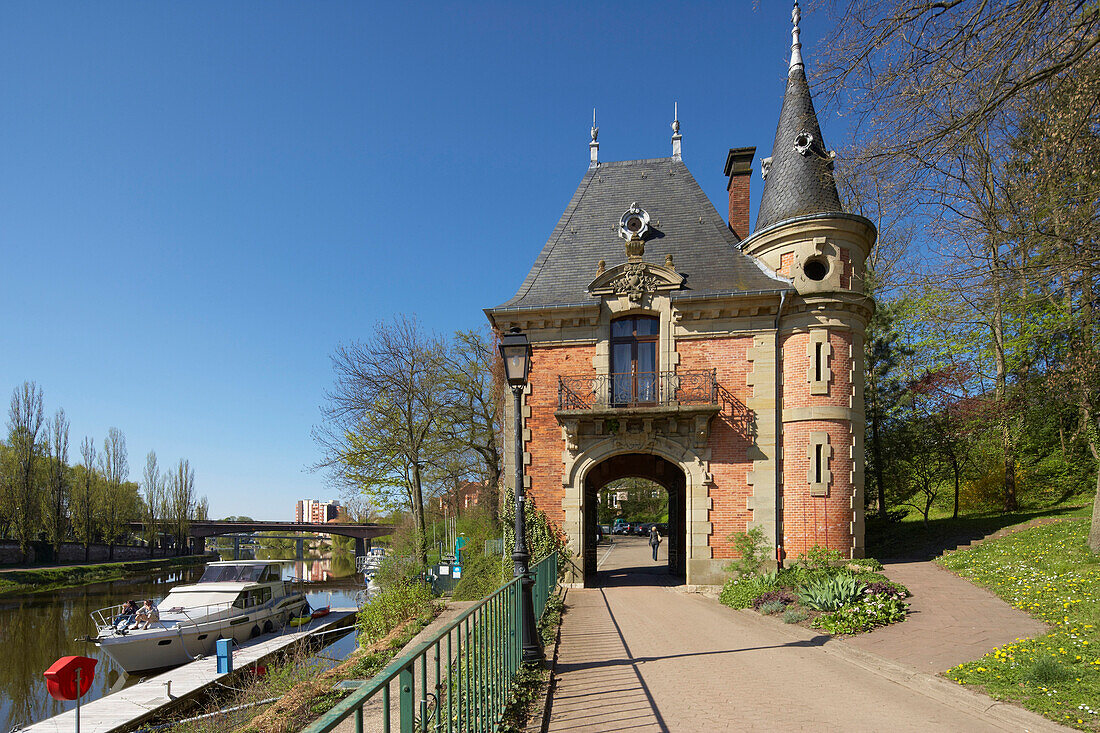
[952,454,961,520]
[1003,424,1018,512]
[1089,439,1100,553]
[411,461,428,566]
[872,403,887,520]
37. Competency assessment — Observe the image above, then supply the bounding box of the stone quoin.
[485,3,875,586]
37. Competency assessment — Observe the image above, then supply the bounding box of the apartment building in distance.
[294,498,341,524]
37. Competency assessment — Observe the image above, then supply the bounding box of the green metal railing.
[305,552,559,733]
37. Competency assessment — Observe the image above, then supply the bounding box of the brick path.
[546,537,1066,732]
[844,560,1049,672]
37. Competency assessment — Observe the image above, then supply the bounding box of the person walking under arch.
[648,524,662,562]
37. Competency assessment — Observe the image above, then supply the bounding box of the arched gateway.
[486,11,875,586]
[582,453,687,585]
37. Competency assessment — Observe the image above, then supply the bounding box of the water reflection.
[0,554,363,732]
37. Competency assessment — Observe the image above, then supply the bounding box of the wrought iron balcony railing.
[558,370,718,410]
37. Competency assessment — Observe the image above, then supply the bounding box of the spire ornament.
[589,108,599,167]
[790,1,803,71]
[671,102,682,159]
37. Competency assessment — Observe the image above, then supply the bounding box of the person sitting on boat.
[113,600,139,631]
[134,599,160,630]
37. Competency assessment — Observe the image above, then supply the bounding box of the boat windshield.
[199,565,266,583]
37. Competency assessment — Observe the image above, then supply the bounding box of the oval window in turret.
[804,257,829,281]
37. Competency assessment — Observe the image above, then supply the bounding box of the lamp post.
[499,328,543,664]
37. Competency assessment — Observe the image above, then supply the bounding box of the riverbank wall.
[1,540,194,567]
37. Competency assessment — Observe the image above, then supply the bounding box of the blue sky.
[0,1,842,519]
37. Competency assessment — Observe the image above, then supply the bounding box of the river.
[0,550,365,732]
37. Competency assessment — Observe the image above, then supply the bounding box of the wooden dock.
[22,609,358,733]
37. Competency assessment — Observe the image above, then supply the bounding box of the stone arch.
[564,436,711,586]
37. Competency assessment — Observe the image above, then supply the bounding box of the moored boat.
[88,560,309,673]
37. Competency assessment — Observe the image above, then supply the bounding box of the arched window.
[610,315,659,405]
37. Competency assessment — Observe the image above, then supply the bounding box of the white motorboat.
[88,560,309,673]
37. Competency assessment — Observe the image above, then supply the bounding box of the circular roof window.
[618,202,651,240]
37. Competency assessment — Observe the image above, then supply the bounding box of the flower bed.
[717,541,911,635]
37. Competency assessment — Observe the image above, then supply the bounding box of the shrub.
[783,608,809,624]
[797,574,865,611]
[719,575,772,609]
[863,580,910,600]
[845,558,884,572]
[796,545,845,572]
[758,601,787,615]
[775,566,807,587]
[724,526,771,577]
[751,589,794,609]
[811,597,907,635]
[358,579,435,645]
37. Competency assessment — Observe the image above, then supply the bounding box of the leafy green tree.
[864,298,910,519]
[168,458,196,555]
[97,427,129,560]
[141,450,164,556]
[7,382,44,561]
[43,408,70,554]
[71,437,99,560]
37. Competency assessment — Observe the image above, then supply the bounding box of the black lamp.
[499,327,542,663]
[498,329,532,387]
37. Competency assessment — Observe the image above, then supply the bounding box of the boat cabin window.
[260,566,281,583]
[200,565,266,583]
[233,587,273,609]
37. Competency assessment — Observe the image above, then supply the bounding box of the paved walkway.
[546,537,1065,732]
[845,560,1049,672]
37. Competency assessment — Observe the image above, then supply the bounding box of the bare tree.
[815,0,1099,167]
[195,495,209,522]
[43,408,70,555]
[7,382,44,561]
[815,1,1100,515]
[314,315,449,566]
[168,458,195,555]
[141,451,164,557]
[72,437,98,561]
[442,328,506,521]
[98,427,129,560]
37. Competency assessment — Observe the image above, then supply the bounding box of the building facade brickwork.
[487,10,875,585]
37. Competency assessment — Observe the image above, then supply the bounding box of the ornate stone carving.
[561,419,580,454]
[611,262,660,302]
[588,259,683,301]
[614,430,655,452]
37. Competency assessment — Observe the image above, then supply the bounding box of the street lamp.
[499,328,542,663]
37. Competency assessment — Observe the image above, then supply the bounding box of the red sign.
[44,656,97,701]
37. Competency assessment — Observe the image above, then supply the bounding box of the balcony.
[558,370,717,411]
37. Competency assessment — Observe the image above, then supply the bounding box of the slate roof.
[492,157,788,312]
[754,64,843,232]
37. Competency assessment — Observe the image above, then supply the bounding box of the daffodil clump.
[939,519,1100,730]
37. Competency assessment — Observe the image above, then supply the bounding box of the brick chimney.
[724,147,756,241]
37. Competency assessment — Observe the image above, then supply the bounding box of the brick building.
[437,481,488,514]
[485,6,875,586]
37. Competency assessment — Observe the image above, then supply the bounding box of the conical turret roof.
[754,9,843,232]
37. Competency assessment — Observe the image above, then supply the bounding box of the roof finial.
[790,1,803,71]
[671,102,682,160]
[589,108,599,167]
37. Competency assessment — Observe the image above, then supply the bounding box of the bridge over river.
[127,520,394,557]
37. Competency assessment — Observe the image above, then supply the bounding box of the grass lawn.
[866,503,1091,560]
[0,555,207,595]
[938,518,1100,730]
